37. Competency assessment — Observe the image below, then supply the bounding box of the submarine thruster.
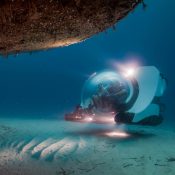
[65,66,167,126]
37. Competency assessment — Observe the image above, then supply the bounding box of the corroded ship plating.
[0,0,141,55]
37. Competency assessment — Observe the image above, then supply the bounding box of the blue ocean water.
[0,1,175,174]
[0,0,174,122]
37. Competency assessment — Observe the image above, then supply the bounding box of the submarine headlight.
[124,67,136,77]
[112,61,139,78]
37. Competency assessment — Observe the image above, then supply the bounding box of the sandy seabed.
[0,118,175,175]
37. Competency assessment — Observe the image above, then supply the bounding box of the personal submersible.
[65,66,167,126]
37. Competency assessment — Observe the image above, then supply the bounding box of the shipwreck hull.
[0,0,141,55]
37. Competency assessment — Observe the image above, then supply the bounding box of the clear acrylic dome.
[81,71,131,114]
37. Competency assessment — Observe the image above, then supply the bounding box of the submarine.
[65,65,167,126]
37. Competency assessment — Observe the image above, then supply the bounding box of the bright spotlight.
[125,68,135,77]
[113,62,138,79]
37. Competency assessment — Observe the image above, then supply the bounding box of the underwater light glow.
[112,61,139,78]
[119,65,137,78]
[84,117,93,122]
[105,131,130,138]
[125,68,135,77]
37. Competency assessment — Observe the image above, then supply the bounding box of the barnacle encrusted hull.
[0,0,141,55]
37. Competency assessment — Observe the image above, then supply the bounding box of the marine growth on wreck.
[0,0,141,55]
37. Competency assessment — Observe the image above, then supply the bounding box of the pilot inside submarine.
[65,66,167,126]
